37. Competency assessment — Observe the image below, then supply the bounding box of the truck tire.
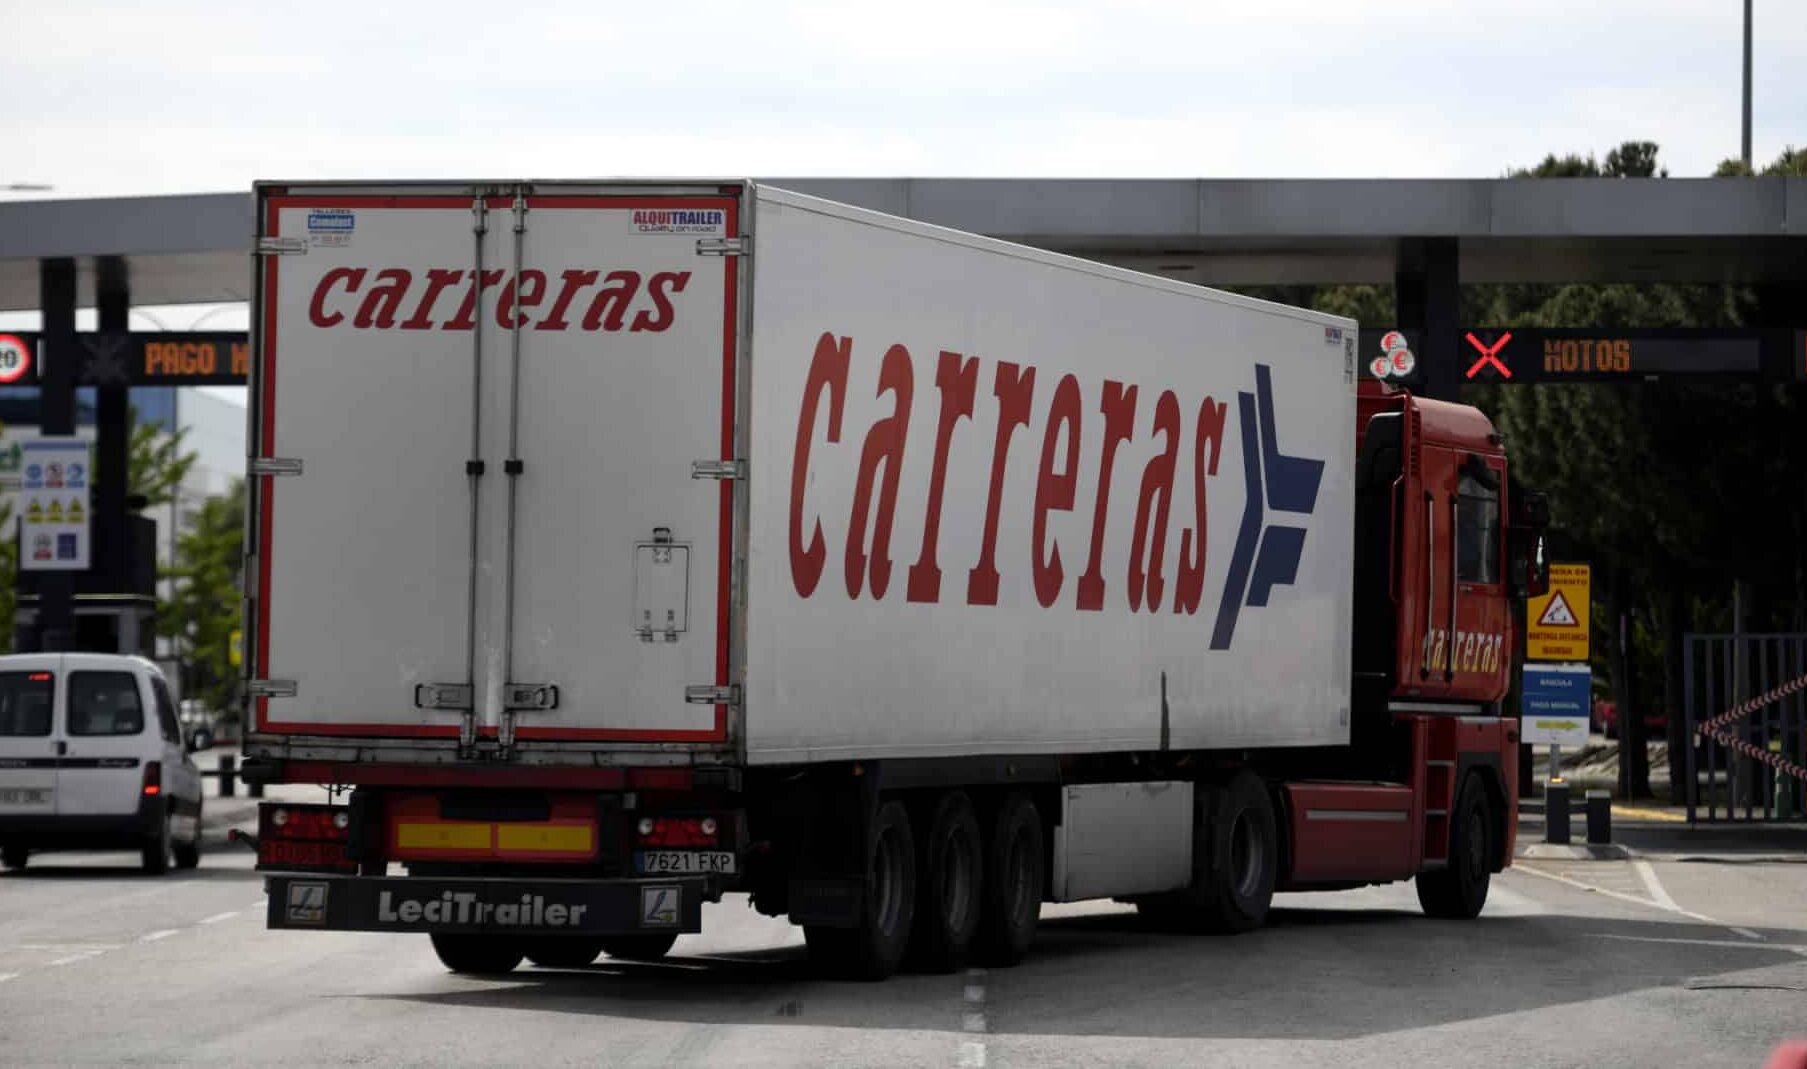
[142,812,172,875]
[1,845,26,870]
[1416,774,1493,919]
[908,791,984,972]
[973,792,1043,966]
[524,938,606,968]
[430,933,523,975]
[599,933,679,961]
[805,798,916,981]
[1145,771,1277,933]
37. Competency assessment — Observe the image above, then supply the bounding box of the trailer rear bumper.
[263,873,708,936]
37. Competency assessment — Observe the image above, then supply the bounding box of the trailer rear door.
[251,186,739,752]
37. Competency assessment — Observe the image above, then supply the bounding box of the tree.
[159,481,245,717]
[130,419,196,509]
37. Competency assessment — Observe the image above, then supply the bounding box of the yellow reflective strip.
[396,822,493,850]
[495,824,594,854]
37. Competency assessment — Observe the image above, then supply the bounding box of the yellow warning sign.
[26,500,43,524]
[67,499,84,523]
[46,500,63,523]
[1527,562,1590,662]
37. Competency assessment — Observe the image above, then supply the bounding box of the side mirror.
[1507,489,1550,599]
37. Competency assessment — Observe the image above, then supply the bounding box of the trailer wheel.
[908,791,984,972]
[1416,774,1493,919]
[973,792,1044,966]
[524,938,606,968]
[805,798,916,980]
[430,933,523,975]
[599,933,679,961]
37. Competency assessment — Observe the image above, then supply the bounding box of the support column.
[34,258,78,652]
[96,256,132,629]
[1395,238,1461,401]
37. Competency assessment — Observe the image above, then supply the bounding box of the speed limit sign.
[0,334,32,384]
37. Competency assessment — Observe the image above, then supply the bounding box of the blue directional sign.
[1521,663,1591,745]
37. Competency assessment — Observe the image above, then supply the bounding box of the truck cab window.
[1456,470,1500,585]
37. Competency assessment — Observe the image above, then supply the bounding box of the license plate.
[635,850,736,875]
[0,787,51,806]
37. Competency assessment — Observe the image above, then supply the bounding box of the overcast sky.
[4,0,1804,199]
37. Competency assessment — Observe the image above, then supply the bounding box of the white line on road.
[1633,860,1681,912]
[1518,862,1726,927]
[958,967,989,1068]
[1594,933,1807,954]
[140,929,179,943]
[47,951,105,966]
[1730,927,1766,941]
[198,911,240,925]
[0,972,18,983]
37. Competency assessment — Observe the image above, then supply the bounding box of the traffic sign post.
[1527,563,1591,662]
[1522,661,1592,842]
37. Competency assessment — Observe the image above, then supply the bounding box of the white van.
[0,653,204,873]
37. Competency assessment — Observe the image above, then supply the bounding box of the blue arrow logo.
[1210,364,1324,649]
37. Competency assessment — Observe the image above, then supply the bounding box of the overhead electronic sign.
[1359,327,1796,385]
[0,332,249,387]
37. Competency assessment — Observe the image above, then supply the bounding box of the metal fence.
[1683,632,1807,824]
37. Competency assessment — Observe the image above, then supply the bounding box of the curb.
[1515,842,1633,861]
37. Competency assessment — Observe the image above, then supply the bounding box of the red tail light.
[142,761,162,796]
[637,816,720,847]
[28,672,51,682]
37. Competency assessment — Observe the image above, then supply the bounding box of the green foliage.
[159,481,245,718]
[130,419,197,510]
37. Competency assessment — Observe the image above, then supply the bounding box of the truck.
[241,180,1549,979]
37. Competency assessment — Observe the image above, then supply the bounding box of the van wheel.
[142,813,172,875]
[173,804,202,870]
[430,933,523,975]
[805,799,916,981]
[973,792,1043,966]
[524,938,606,968]
[1,846,26,870]
[599,933,679,961]
[908,791,984,973]
[1417,774,1493,919]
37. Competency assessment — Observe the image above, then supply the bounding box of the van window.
[0,672,55,737]
[67,672,146,737]
[150,676,182,745]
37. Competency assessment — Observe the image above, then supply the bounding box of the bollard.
[248,770,264,800]
[1544,779,1571,844]
[219,754,236,798]
[1586,789,1612,844]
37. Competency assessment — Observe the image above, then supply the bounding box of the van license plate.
[0,788,51,806]
[635,850,736,875]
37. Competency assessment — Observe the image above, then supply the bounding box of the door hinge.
[685,684,740,706]
[691,459,746,480]
[695,237,749,256]
[248,679,298,699]
[256,236,308,256]
[250,457,303,477]
[504,683,560,712]
[414,682,473,711]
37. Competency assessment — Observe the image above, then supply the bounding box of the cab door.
[0,663,60,819]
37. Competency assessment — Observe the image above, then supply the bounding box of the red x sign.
[1464,332,1514,379]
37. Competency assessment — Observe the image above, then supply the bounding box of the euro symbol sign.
[1465,332,1513,379]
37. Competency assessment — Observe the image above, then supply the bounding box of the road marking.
[0,972,18,983]
[48,950,105,966]
[958,967,989,1068]
[1730,927,1766,941]
[198,911,240,925]
[140,929,179,943]
[1516,862,1675,912]
[1594,933,1807,954]
[1633,860,1681,912]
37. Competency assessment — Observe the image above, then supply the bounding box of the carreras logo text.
[307,267,691,333]
[377,890,588,927]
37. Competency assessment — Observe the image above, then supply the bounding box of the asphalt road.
[2,845,1804,1068]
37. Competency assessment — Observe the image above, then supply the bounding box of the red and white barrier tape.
[1695,668,1807,784]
